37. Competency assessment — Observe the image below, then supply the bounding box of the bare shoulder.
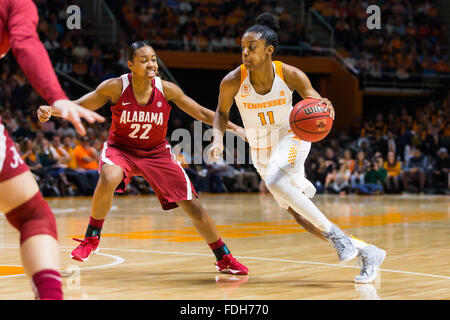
[161,79,184,101]
[220,66,241,94]
[281,63,307,82]
[97,77,123,100]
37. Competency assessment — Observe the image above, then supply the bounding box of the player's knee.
[5,192,57,244]
[99,169,122,190]
[291,175,316,199]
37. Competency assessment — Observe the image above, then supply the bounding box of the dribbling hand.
[307,96,335,120]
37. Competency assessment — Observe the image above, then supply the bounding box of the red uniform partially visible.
[0,0,70,300]
[100,74,198,209]
[0,0,67,182]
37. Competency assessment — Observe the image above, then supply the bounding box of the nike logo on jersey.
[122,101,132,105]
[242,98,287,109]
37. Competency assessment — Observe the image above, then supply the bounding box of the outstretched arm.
[209,68,241,162]
[283,63,335,119]
[162,80,244,138]
[38,78,122,119]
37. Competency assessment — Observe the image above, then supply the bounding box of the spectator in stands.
[354,159,387,195]
[55,55,73,74]
[13,119,35,140]
[341,148,354,173]
[383,151,402,194]
[402,148,427,193]
[324,147,338,173]
[424,126,442,156]
[429,147,449,194]
[51,135,94,196]
[309,156,327,194]
[72,39,90,61]
[39,138,71,196]
[326,158,351,195]
[351,150,369,188]
[229,150,259,192]
[74,135,100,188]
[21,138,54,195]
[56,120,77,139]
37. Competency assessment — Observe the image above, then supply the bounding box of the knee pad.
[5,192,57,244]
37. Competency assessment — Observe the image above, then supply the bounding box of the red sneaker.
[215,254,249,275]
[70,236,100,262]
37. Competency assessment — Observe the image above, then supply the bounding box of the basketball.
[289,98,333,142]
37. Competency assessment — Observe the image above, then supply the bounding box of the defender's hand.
[52,99,105,136]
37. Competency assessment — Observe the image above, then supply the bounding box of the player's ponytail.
[127,40,152,62]
[246,13,280,49]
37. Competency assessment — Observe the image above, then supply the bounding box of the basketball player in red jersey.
[38,41,249,275]
[209,13,386,283]
[0,0,104,299]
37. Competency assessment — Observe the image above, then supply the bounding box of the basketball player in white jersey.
[208,13,386,283]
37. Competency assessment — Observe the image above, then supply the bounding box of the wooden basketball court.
[1,193,449,300]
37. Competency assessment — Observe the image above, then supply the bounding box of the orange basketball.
[289,98,333,142]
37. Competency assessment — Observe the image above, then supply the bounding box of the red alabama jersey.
[108,74,171,150]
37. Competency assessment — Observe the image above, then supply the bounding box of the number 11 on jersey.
[258,111,275,125]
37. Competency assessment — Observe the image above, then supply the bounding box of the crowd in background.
[110,0,313,54]
[0,0,448,197]
[311,0,450,78]
[304,96,449,195]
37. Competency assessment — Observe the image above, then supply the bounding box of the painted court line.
[2,244,449,281]
[66,246,450,281]
[0,249,124,279]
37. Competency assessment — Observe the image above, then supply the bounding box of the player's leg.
[266,135,385,280]
[177,197,248,275]
[70,163,123,262]
[142,144,248,275]
[286,207,326,241]
[177,197,220,243]
[1,171,62,299]
[264,136,358,262]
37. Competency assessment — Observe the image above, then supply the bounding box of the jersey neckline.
[127,73,156,106]
[246,62,277,98]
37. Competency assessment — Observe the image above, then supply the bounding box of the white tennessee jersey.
[234,61,293,150]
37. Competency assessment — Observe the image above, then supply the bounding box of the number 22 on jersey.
[258,111,275,125]
[129,123,152,139]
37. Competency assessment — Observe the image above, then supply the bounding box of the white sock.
[350,235,369,255]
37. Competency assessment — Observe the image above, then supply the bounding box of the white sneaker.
[323,225,359,263]
[354,245,386,284]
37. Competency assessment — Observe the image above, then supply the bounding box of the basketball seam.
[291,115,331,123]
[293,123,330,134]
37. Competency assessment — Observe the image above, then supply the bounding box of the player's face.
[241,32,274,71]
[128,46,158,79]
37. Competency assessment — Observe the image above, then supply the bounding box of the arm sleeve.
[6,0,67,104]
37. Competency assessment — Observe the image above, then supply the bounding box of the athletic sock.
[208,238,231,261]
[31,269,63,300]
[85,217,105,239]
[350,235,369,255]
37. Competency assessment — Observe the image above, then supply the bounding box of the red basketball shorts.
[0,120,29,183]
[99,140,198,210]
